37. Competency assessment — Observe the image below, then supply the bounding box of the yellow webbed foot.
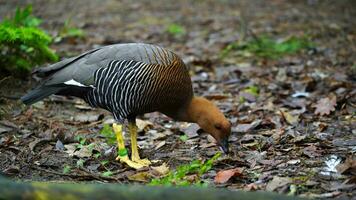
[132,157,151,166]
[113,121,151,169]
[116,155,149,169]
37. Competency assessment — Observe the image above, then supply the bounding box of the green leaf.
[149,153,221,186]
[166,23,185,37]
[100,160,109,166]
[102,171,113,177]
[63,165,71,174]
[76,159,85,168]
[243,85,259,96]
[179,134,188,142]
[100,124,116,145]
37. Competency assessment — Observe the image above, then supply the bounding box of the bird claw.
[116,155,150,169]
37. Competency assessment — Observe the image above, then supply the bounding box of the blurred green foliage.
[149,153,221,186]
[0,5,58,75]
[221,35,314,59]
[243,85,259,96]
[166,23,186,37]
[100,124,116,145]
[55,18,85,42]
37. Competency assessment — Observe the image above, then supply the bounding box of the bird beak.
[219,138,229,154]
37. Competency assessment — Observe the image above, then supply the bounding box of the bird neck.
[180,96,212,123]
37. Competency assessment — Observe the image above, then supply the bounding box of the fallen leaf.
[214,168,244,184]
[74,146,92,158]
[0,126,13,134]
[314,96,337,116]
[336,157,356,175]
[205,94,229,100]
[303,145,322,158]
[154,140,166,150]
[234,119,262,133]
[280,110,299,125]
[244,183,259,191]
[55,140,64,151]
[136,119,153,132]
[0,120,17,134]
[239,92,256,102]
[74,113,104,122]
[64,144,77,157]
[287,159,301,165]
[32,101,45,109]
[266,176,292,191]
[29,139,51,152]
[180,123,200,139]
[151,163,170,176]
[321,155,342,176]
[127,172,150,182]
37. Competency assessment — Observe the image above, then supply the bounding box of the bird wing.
[21,43,179,105]
[42,43,176,87]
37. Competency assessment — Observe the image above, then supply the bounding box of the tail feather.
[21,86,62,105]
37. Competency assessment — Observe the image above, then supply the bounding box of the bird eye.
[214,124,222,130]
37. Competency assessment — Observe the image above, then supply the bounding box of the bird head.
[186,97,231,153]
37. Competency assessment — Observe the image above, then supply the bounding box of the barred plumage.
[85,58,192,122]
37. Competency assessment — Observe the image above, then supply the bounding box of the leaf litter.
[0,0,355,199]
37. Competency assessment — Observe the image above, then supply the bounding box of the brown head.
[183,97,231,153]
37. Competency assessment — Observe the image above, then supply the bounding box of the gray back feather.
[40,43,177,86]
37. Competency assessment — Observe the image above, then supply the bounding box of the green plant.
[55,18,85,42]
[179,134,188,142]
[221,35,314,59]
[76,159,85,168]
[100,124,116,145]
[75,135,88,149]
[100,160,109,166]
[63,165,71,174]
[166,23,185,37]
[102,170,113,177]
[0,5,58,75]
[239,85,259,103]
[149,153,221,186]
[243,85,259,96]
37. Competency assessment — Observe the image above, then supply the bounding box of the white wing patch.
[64,79,87,87]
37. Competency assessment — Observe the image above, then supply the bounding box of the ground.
[0,0,355,199]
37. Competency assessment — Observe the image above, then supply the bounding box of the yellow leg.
[113,123,147,169]
[129,122,151,166]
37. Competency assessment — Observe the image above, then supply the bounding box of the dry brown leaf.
[336,157,356,174]
[234,120,262,133]
[266,176,292,191]
[154,140,166,150]
[136,119,153,132]
[280,110,299,125]
[127,172,150,182]
[314,96,337,116]
[151,163,170,176]
[214,168,244,184]
[244,183,259,191]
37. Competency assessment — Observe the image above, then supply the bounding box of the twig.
[32,165,121,182]
[0,76,10,85]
